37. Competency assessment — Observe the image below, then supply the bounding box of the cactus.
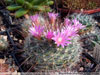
[70,13,97,35]
[6,0,54,17]
[21,13,84,71]
[22,35,82,71]
[70,13,97,28]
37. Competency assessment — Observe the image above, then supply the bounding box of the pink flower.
[72,18,80,25]
[64,18,72,26]
[30,14,40,25]
[64,25,78,37]
[72,18,85,30]
[52,32,71,48]
[45,30,54,40]
[74,23,85,31]
[29,25,44,38]
[48,12,58,24]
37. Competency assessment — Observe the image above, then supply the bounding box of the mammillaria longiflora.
[22,12,85,71]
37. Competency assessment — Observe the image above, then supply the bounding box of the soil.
[63,0,100,10]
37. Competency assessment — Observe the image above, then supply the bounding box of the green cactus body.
[71,13,96,27]
[70,13,97,35]
[22,35,82,71]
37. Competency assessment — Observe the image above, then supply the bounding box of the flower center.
[33,28,36,32]
[33,28,39,35]
[58,37,62,43]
